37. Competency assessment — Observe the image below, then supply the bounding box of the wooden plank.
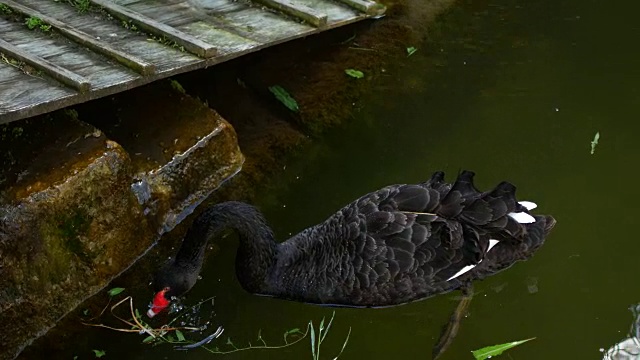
[0,38,90,92]
[121,1,261,56]
[334,0,386,16]
[0,0,384,124]
[16,0,201,73]
[1,0,156,75]
[0,18,140,90]
[177,22,261,55]
[93,0,218,58]
[0,61,75,120]
[293,0,364,23]
[199,0,313,42]
[251,0,328,27]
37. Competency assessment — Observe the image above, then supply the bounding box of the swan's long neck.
[174,201,277,292]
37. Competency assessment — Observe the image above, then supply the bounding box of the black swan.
[148,170,555,317]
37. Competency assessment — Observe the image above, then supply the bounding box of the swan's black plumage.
[152,171,555,308]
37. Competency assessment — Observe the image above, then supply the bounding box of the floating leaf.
[406,47,418,56]
[344,69,364,79]
[284,328,302,343]
[590,131,600,155]
[142,335,155,344]
[269,85,299,112]
[471,338,535,360]
[175,329,186,342]
[170,79,186,94]
[107,287,125,297]
[92,349,106,358]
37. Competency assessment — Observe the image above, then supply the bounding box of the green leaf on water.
[169,79,186,94]
[92,349,106,358]
[406,46,418,57]
[269,85,299,112]
[590,131,600,155]
[471,338,535,360]
[344,69,364,79]
[142,335,155,344]
[285,328,301,335]
[175,329,186,342]
[107,287,124,297]
[284,327,302,343]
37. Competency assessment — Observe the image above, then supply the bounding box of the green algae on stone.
[52,209,94,265]
[0,112,153,360]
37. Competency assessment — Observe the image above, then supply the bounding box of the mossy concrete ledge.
[0,91,244,359]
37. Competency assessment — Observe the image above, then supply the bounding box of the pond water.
[20,0,640,358]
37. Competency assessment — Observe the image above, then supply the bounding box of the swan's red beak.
[147,288,170,318]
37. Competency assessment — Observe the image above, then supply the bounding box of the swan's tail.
[435,170,551,239]
[429,170,555,281]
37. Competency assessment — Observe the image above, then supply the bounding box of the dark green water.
[26,0,640,358]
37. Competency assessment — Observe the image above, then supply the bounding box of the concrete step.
[0,86,243,359]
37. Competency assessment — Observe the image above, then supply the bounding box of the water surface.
[28,0,640,358]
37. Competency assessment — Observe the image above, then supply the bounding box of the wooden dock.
[0,0,385,124]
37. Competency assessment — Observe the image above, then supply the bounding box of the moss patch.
[53,209,93,265]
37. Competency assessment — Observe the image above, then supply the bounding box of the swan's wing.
[355,184,488,290]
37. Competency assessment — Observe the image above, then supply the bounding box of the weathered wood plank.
[0,38,90,92]
[251,0,328,27]
[293,0,366,22]
[0,0,384,124]
[1,0,156,75]
[93,0,219,58]
[0,61,75,117]
[198,0,313,43]
[16,0,201,72]
[333,0,386,16]
[0,18,139,90]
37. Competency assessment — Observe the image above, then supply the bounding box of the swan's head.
[147,287,171,318]
[148,265,197,318]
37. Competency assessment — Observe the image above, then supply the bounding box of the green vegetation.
[309,312,351,360]
[107,287,124,297]
[269,85,299,112]
[1,53,43,77]
[54,210,93,265]
[63,108,80,121]
[85,294,351,358]
[120,19,138,32]
[591,131,600,154]
[92,349,106,358]
[24,16,51,32]
[169,79,186,94]
[0,3,12,14]
[148,35,186,52]
[471,338,535,359]
[66,0,92,14]
[24,16,52,31]
[345,69,364,79]
[406,46,418,57]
